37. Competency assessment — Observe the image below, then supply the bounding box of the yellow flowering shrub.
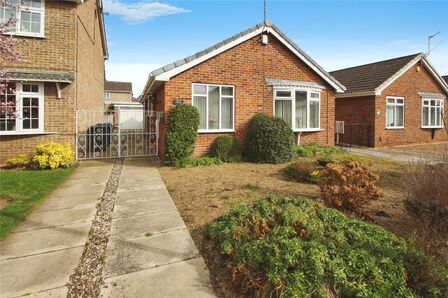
[32,142,75,170]
[5,154,30,168]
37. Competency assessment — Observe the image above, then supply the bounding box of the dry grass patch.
[386,142,448,157]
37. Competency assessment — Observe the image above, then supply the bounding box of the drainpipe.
[297,132,302,146]
[327,91,330,144]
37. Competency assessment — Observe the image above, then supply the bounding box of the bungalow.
[141,21,346,159]
[331,53,448,147]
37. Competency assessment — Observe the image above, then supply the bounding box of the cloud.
[105,62,162,96]
[104,0,190,24]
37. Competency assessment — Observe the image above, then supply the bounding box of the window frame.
[421,98,444,129]
[385,96,405,129]
[191,83,235,133]
[0,82,45,135]
[1,0,45,38]
[273,87,321,132]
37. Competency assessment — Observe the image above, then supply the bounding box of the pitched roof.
[104,81,133,93]
[143,20,345,97]
[330,53,421,96]
[443,75,448,84]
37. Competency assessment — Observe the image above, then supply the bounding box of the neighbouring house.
[0,0,108,163]
[104,80,144,130]
[141,21,346,159]
[330,53,448,147]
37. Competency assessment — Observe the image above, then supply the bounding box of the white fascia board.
[421,58,448,95]
[335,91,376,98]
[374,54,423,96]
[155,28,264,81]
[269,30,346,93]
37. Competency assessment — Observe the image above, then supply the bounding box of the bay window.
[0,82,44,134]
[422,98,444,128]
[192,84,234,132]
[386,96,404,128]
[0,0,45,37]
[274,88,320,131]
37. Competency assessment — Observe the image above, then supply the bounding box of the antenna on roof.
[264,0,267,25]
[426,31,440,56]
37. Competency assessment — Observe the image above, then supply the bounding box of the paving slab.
[112,197,177,219]
[15,204,96,232]
[116,188,171,201]
[0,247,82,297]
[37,194,98,212]
[50,184,105,197]
[26,286,68,297]
[104,228,199,277]
[102,257,215,298]
[110,210,186,240]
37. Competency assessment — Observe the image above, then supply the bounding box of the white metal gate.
[75,109,159,160]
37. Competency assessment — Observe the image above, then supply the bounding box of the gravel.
[67,159,123,298]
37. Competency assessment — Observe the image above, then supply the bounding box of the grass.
[0,167,75,240]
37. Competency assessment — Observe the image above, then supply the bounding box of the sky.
[103,0,448,96]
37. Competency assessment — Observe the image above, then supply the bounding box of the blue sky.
[103,0,448,95]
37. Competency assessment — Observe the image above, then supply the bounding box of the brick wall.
[375,63,448,147]
[154,33,336,159]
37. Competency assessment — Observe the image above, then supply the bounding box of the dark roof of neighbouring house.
[104,81,133,93]
[144,20,346,96]
[443,75,448,84]
[330,53,422,95]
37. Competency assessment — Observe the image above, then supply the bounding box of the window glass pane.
[276,91,291,98]
[23,118,30,129]
[386,105,394,126]
[275,100,292,127]
[31,119,38,128]
[221,97,233,129]
[387,98,395,104]
[193,84,206,95]
[295,91,307,129]
[193,96,206,129]
[430,107,436,126]
[221,87,233,96]
[422,106,429,126]
[0,83,17,131]
[310,100,319,128]
[0,7,16,32]
[396,105,404,127]
[397,98,404,104]
[310,92,320,99]
[423,100,429,106]
[31,107,38,118]
[208,86,220,129]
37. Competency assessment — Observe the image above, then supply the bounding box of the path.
[0,161,114,297]
[101,159,215,297]
[343,146,445,164]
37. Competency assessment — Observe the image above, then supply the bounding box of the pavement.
[343,146,445,164]
[0,159,216,298]
[0,160,113,297]
[101,159,215,297]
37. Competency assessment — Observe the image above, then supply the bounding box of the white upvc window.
[192,83,235,132]
[422,98,444,128]
[0,82,44,135]
[104,91,110,100]
[386,96,404,129]
[0,0,45,37]
[273,88,321,131]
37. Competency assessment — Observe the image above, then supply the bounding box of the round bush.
[32,142,75,170]
[164,104,200,165]
[245,114,294,163]
[210,135,242,162]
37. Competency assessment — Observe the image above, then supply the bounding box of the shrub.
[5,154,30,168]
[319,160,383,211]
[205,197,446,297]
[174,156,222,168]
[316,155,335,167]
[293,143,342,158]
[164,104,200,165]
[403,158,448,254]
[32,142,75,170]
[210,135,242,162]
[245,114,294,164]
[284,160,323,184]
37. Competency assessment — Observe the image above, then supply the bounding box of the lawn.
[0,168,75,240]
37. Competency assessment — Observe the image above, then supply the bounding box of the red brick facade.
[335,63,448,147]
[152,33,337,158]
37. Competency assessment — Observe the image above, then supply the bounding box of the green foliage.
[32,142,75,170]
[293,144,342,158]
[5,154,30,168]
[0,168,74,240]
[205,197,446,297]
[165,104,200,165]
[210,135,242,162]
[174,156,222,168]
[245,114,294,164]
[284,160,323,184]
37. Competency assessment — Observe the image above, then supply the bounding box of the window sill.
[421,126,444,129]
[0,131,58,136]
[198,129,235,134]
[9,32,45,39]
[293,128,323,132]
[385,127,404,130]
